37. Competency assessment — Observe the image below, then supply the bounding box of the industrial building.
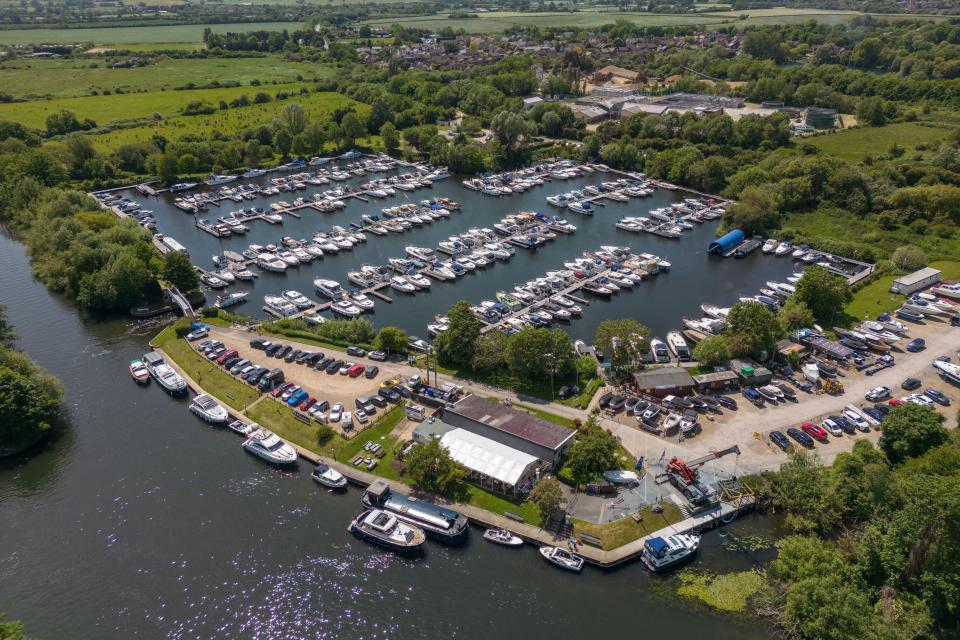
[692,370,740,393]
[440,395,576,468]
[891,267,941,295]
[631,367,696,397]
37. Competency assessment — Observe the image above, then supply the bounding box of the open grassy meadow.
[0,57,335,100]
[363,11,729,33]
[805,123,951,162]
[0,21,302,46]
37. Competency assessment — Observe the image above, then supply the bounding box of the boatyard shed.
[891,267,941,295]
[441,395,575,467]
[413,418,540,492]
[692,370,740,393]
[730,359,772,386]
[708,229,744,255]
[632,367,695,397]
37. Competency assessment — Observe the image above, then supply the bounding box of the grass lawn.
[152,325,260,410]
[462,484,541,522]
[572,501,684,550]
[0,56,333,100]
[844,260,960,324]
[806,123,950,162]
[559,377,604,409]
[0,22,302,46]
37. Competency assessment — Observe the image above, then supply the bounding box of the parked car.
[865,386,891,402]
[558,385,579,400]
[821,419,843,437]
[229,359,250,374]
[830,414,856,435]
[287,390,309,407]
[216,349,238,365]
[393,383,413,398]
[187,329,208,341]
[265,344,283,356]
[901,377,922,391]
[905,394,934,407]
[364,366,379,379]
[714,395,737,410]
[843,409,870,432]
[598,392,614,408]
[862,407,885,423]
[368,350,387,362]
[888,398,906,407]
[906,338,926,353]
[326,360,344,374]
[346,346,366,357]
[250,338,271,350]
[924,388,950,406]
[354,410,369,424]
[378,387,400,403]
[347,364,366,378]
[222,357,240,370]
[801,422,829,443]
[281,385,301,401]
[274,345,292,359]
[369,394,386,408]
[872,403,892,416]
[607,396,626,412]
[769,430,790,451]
[341,411,353,429]
[207,346,226,360]
[329,403,343,422]
[786,427,815,447]
[317,357,334,370]
[272,382,292,398]
[356,397,375,414]
[339,362,354,375]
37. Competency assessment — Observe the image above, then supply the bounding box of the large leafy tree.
[878,404,949,465]
[0,349,63,455]
[161,251,199,292]
[373,326,408,355]
[503,326,573,381]
[692,334,731,367]
[792,266,852,325]
[404,437,464,495]
[724,300,783,359]
[565,420,619,487]
[433,300,481,368]
[529,477,564,525]
[594,319,650,378]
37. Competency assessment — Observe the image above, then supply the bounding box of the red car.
[299,397,316,411]
[271,382,293,398]
[801,422,829,442]
[347,364,366,378]
[888,398,905,406]
[216,349,238,364]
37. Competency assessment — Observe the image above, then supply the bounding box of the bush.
[201,307,219,318]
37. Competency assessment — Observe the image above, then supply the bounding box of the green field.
[0,57,333,100]
[844,260,960,322]
[362,11,729,33]
[0,21,302,45]
[806,123,951,162]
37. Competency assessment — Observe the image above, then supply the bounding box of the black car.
[317,357,334,370]
[369,394,386,408]
[207,346,226,360]
[229,359,250,374]
[284,349,300,363]
[346,345,366,357]
[247,368,268,385]
[901,377,922,391]
[306,352,324,365]
[830,414,856,435]
[393,383,413,398]
[624,396,641,412]
[250,338,270,350]
[862,407,885,423]
[265,344,283,356]
[378,387,401,403]
[786,427,815,447]
[598,392,614,409]
[326,360,344,374]
[222,356,240,370]
[769,430,790,451]
[276,345,293,359]
[714,395,738,410]
[356,397,376,413]
[924,388,950,406]
[365,365,380,379]
[873,403,893,416]
[295,351,311,364]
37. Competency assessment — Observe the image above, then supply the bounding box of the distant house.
[595,65,639,83]
[522,96,544,109]
[804,107,838,129]
[632,367,696,398]
[570,104,608,124]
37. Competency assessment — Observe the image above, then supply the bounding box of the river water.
[0,195,783,638]
[120,171,796,340]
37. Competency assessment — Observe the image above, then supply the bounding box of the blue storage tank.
[708,229,745,255]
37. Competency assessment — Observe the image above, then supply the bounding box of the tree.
[779,298,815,332]
[565,421,618,487]
[0,350,63,455]
[471,331,507,372]
[723,186,779,234]
[529,477,563,524]
[0,305,16,349]
[379,122,399,154]
[0,614,28,640]
[490,110,531,151]
[157,152,179,186]
[856,96,887,127]
[374,326,407,355]
[724,301,783,359]
[433,300,481,368]
[891,245,928,272]
[281,102,310,137]
[793,266,852,325]
[692,335,731,367]
[162,251,199,291]
[503,326,573,383]
[340,112,366,149]
[403,437,465,495]
[879,405,948,465]
[594,319,650,378]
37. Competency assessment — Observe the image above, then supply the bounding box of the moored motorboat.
[539,546,584,572]
[641,534,700,572]
[129,358,150,384]
[312,462,348,489]
[361,480,469,544]
[141,351,187,395]
[348,508,427,554]
[483,528,524,547]
[189,393,229,424]
[242,428,298,465]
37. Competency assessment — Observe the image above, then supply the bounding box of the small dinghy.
[483,528,524,547]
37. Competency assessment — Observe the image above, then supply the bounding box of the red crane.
[667,445,741,486]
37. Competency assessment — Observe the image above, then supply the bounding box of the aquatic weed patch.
[676,570,765,613]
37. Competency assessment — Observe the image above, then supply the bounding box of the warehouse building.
[891,267,941,295]
[632,367,696,397]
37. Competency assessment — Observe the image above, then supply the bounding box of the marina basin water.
[120,172,798,340]
[0,230,779,639]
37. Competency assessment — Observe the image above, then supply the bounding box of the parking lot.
[602,313,960,474]
[190,326,423,434]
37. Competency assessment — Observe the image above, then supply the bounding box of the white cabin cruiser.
[242,428,298,465]
[189,393,229,424]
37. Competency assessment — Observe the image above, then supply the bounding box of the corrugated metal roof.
[446,396,576,450]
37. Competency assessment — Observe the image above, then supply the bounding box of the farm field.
[0,21,302,45]
[0,57,334,99]
[362,11,729,33]
[805,122,951,162]
[71,91,367,152]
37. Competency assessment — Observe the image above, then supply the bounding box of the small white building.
[522,96,544,109]
[891,267,941,295]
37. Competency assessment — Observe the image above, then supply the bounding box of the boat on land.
[189,393,229,424]
[129,358,150,384]
[641,534,700,572]
[361,480,469,544]
[141,351,187,395]
[933,359,960,385]
[349,508,427,554]
[539,546,584,572]
[311,463,348,489]
[242,428,298,465]
[483,528,524,547]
